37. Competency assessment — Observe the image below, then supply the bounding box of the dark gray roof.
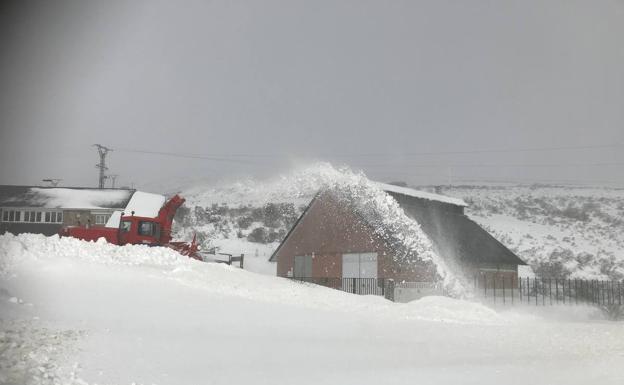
[0,185,135,209]
[387,191,526,266]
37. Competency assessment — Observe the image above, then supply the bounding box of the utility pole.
[93,144,112,189]
[109,174,119,188]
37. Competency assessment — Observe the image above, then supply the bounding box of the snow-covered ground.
[1,233,623,385]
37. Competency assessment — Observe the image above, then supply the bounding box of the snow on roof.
[376,183,467,207]
[123,191,166,217]
[24,188,133,209]
[105,191,166,228]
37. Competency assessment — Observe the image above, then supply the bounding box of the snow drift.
[2,232,623,385]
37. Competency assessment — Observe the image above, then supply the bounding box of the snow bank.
[2,233,479,321]
[2,234,623,385]
[0,233,187,273]
[401,296,504,325]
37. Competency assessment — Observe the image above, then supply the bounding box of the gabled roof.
[269,184,525,267]
[397,202,526,266]
[0,185,135,209]
[269,192,319,262]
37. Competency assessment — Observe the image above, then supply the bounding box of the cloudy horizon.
[1,0,623,190]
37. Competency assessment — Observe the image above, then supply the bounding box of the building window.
[342,252,378,278]
[36,212,42,222]
[2,211,7,222]
[42,211,63,223]
[94,214,108,225]
[294,255,312,278]
[25,211,38,223]
[6,210,19,222]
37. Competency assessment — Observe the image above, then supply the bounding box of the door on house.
[293,255,312,279]
[342,252,378,293]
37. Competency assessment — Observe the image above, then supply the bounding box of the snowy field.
[2,233,624,385]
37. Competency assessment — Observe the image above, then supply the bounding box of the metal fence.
[289,276,624,307]
[290,277,389,296]
[476,275,624,306]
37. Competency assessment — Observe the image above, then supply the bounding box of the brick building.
[270,183,525,286]
[0,185,134,236]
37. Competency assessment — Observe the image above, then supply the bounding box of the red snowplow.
[60,194,201,260]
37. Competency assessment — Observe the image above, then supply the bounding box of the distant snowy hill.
[172,164,624,280]
[435,185,624,280]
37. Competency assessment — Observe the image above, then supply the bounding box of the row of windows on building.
[1,209,64,224]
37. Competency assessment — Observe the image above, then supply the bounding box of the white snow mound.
[401,296,505,325]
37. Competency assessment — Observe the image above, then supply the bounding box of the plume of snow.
[183,163,469,295]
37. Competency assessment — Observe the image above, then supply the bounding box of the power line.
[115,148,264,165]
[354,161,624,169]
[334,143,624,158]
[114,142,623,161]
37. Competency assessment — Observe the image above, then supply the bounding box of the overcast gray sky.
[1,0,623,190]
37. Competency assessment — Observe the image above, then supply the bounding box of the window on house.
[2,210,7,222]
[43,211,63,223]
[342,252,378,278]
[294,255,312,278]
[95,214,108,225]
[9,211,15,222]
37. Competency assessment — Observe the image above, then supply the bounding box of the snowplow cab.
[117,214,162,246]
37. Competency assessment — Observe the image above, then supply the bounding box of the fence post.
[493,276,497,304]
[502,276,506,305]
[534,278,538,306]
[510,275,514,305]
[384,279,395,302]
[484,275,487,298]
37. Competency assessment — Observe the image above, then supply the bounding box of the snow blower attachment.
[60,194,201,260]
